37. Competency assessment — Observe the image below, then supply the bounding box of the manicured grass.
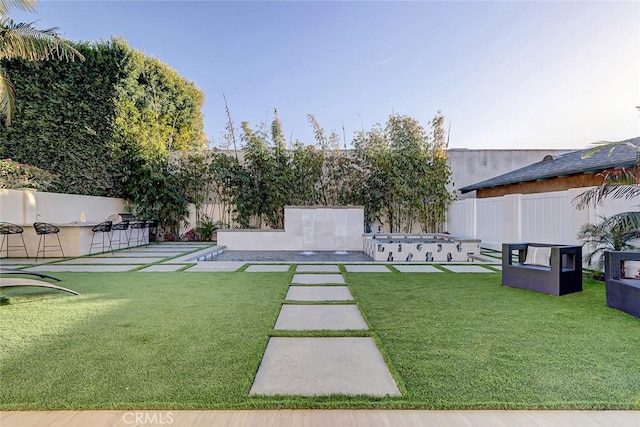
[347,272,640,409]
[1,270,639,409]
[0,272,290,409]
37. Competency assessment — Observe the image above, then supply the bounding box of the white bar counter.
[4,222,146,259]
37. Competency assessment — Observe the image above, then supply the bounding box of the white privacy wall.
[446,187,638,249]
[217,206,365,251]
[0,189,125,224]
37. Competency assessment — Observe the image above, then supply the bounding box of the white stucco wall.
[217,206,365,251]
[1,189,125,225]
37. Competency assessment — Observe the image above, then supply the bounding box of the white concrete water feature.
[364,233,481,262]
[216,206,364,251]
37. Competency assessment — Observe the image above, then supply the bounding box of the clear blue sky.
[10,0,640,149]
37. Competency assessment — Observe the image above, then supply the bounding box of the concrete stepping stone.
[286,286,353,301]
[393,265,443,273]
[25,265,137,272]
[245,265,290,272]
[168,247,222,263]
[291,274,345,285]
[137,264,184,272]
[274,304,367,330]
[295,265,340,273]
[344,265,391,273]
[441,265,496,273]
[0,259,38,265]
[131,247,205,253]
[184,262,245,272]
[92,252,174,258]
[250,337,401,396]
[57,257,160,265]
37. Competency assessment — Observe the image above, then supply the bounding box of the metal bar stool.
[0,222,29,258]
[146,219,159,245]
[33,222,65,261]
[110,220,130,251]
[128,220,146,247]
[89,221,113,255]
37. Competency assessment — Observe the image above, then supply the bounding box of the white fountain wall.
[217,206,365,251]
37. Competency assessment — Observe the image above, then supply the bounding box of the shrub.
[0,158,57,191]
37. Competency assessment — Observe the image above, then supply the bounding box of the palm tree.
[0,0,84,124]
[577,212,640,271]
[574,140,640,209]
[574,139,640,271]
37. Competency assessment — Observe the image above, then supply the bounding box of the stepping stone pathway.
[250,268,401,397]
[295,264,341,273]
[393,265,443,273]
[25,264,137,272]
[442,265,496,273]
[184,262,245,272]
[291,273,345,285]
[91,252,177,258]
[274,305,368,330]
[244,265,290,272]
[344,265,391,273]
[57,257,161,265]
[286,285,353,301]
[138,264,185,272]
[250,337,400,396]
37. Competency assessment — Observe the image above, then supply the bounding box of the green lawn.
[1,270,638,409]
[348,273,640,409]
[0,272,290,409]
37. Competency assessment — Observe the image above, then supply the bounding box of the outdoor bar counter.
[9,222,146,258]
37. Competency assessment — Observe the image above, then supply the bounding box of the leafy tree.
[289,141,323,205]
[126,160,189,241]
[352,125,389,231]
[208,150,243,228]
[240,120,273,227]
[0,37,205,204]
[419,112,454,232]
[0,0,83,124]
[0,157,56,190]
[308,114,350,206]
[267,110,294,228]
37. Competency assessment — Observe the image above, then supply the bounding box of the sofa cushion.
[622,260,640,279]
[524,246,551,267]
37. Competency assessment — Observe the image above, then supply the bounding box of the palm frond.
[0,65,14,125]
[0,0,36,16]
[574,183,640,209]
[581,140,640,159]
[581,140,617,159]
[0,18,84,61]
[605,211,640,231]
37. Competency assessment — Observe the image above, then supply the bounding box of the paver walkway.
[0,244,501,274]
[250,267,401,396]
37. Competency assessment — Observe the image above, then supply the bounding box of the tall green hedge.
[0,38,205,197]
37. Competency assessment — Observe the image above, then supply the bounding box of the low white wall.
[217,206,365,251]
[0,189,128,257]
[446,187,639,250]
[0,189,125,225]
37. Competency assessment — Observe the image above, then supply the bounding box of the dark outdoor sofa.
[604,251,640,319]
[502,243,583,296]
